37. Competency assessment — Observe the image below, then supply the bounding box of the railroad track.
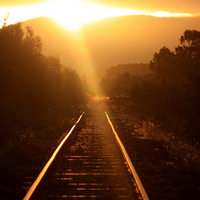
[23,108,149,200]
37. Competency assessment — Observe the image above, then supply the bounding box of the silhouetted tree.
[149,46,176,83]
[147,30,200,143]
[104,30,200,144]
[0,23,88,144]
[180,30,200,47]
[99,64,150,97]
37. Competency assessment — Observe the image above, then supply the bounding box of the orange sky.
[1,0,200,91]
[1,0,200,14]
[1,0,198,31]
[91,0,200,14]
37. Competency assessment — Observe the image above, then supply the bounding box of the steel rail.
[105,112,150,200]
[23,112,85,200]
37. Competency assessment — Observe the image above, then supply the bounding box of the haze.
[1,0,200,90]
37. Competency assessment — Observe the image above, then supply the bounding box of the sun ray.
[65,32,98,92]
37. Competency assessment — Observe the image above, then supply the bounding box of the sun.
[47,0,117,31]
[48,0,124,31]
[45,0,194,31]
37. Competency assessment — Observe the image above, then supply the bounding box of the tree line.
[0,22,88,145]
[99,63,150,97]
[100,30,200,144]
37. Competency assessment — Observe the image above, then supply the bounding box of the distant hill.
[104,63,151,79]
[22,15,200,84]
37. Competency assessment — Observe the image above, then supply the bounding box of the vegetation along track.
[23,106,149,200]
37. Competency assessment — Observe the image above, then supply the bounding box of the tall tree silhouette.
[103,30,200,144]
[0,23,87,144]
[149,46,175,82]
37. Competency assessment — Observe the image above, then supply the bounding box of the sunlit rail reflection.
[28,107,140,199]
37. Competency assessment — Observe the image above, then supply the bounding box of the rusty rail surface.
[105,112,149,200]
[23,113,84,200]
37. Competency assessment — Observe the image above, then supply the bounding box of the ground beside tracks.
[109,110,200,200]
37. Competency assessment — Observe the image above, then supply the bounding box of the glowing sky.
[1,0,200,14]
[89,0,200,14]
[0,0,198,31]
[1,0,200,91]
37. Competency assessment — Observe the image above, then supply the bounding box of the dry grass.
[108,103,200,200]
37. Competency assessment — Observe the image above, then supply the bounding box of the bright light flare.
[47,0,194,31]
[150,11,192,17]
[48,0,135,31]
[0,0,195,31]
